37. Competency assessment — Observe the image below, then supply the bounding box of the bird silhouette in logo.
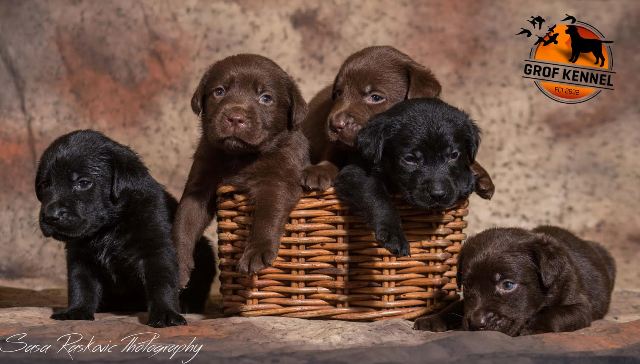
[529,15,545,29]
[542,33,560,46]
[565,25,613,66]
[516,28,532,37]
[562,14,577,24]
[533,35,547,46]
[547,24,556,33]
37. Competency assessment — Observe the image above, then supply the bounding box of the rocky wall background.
[0,0,638,291]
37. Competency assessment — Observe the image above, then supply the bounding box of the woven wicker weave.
[217,185,467,321]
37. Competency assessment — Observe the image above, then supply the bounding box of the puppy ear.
[356,114,396,165]
[406,61,442,99]
[530,233,570,291]
[110,145,149,203]
[191,66,214,118]
[466,119,482,162]
[287,82,308,130]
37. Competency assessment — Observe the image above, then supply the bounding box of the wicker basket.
[217,185,467,321]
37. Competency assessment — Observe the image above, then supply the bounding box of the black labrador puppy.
[334,98,479,256]
[414,226,616,336]
[36,130,214,327]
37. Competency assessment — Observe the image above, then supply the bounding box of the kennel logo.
[517,14,615,103]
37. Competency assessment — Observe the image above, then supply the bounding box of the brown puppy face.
[191,54,306,154]
[327,46,441,146]
[458,228,552,336]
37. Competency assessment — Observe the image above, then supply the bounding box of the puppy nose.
[467,311,488,331]
[329,113,351,132]
[225,113,246,126]
[44,204,69,223]
[429,188,447,201]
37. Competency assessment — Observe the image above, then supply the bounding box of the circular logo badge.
[523,21,614,104]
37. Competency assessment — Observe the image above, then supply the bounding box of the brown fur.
[301,46,494,199]
[172,54,309,286]
[414,226,616,336]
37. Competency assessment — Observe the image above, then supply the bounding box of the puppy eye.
[450,150,460,160]
[498,280,517,292]
[333,89,343,99]
[75,178,93,191]
[213,86,226,97]
[365,93,386,104]
[402,153,420,165]
[259,94,273,105]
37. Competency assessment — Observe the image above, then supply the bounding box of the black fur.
[35,130,214,327]
[334,98,479,256]
[414,226,616,336]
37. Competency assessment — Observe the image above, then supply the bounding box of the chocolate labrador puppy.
[414,226,616,336]
[173,54,308,286]
[36,130,214,327]
[335,98,480,256]
[302,46,494,199]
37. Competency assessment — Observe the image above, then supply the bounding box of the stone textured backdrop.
[0,0,638,291]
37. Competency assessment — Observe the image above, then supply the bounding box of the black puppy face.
[458,228,562,336]
[191,54,307,155]
[357,98,479,210]
[36,130,141,241]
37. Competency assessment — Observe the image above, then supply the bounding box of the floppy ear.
[191,66,214,118]
[109,145,149,203]
[406,61,442,99]
[466,119,482,162]
[530,233,570,291]
[355,114,397,165]
[287,82,308,130]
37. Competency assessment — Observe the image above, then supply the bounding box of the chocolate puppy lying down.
[36,130,214,327]
[414,226,616,336]
[335,98,480,255]
[173,54,309,285]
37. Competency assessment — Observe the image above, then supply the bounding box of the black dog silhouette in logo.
[516,28,532,37]
[565,25,613,66]
[547,24,556,33]
[562,14,577,24]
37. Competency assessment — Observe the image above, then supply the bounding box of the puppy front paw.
[302,163,338,191]
[375,223,410,256]
[51,308,95,321]
[147,309,187,328]
[237,244,278,274]
[414,314,449,332]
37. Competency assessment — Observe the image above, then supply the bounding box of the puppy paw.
[375,223,410,256]
[302,163,338,191]
[147,309,187,328]
[237,244,278,274]
[51,308,95,321]
[414,314,449,332]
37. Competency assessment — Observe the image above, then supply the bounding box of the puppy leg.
[414,299,464,332]
[51,254,101,321]
[335,164,409,256]
[173,145,217,287]
[238,181,301,274]
[302,160,339,191]
[470,161,495,200]
[520,303,592,335]
[142,250,187,328]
